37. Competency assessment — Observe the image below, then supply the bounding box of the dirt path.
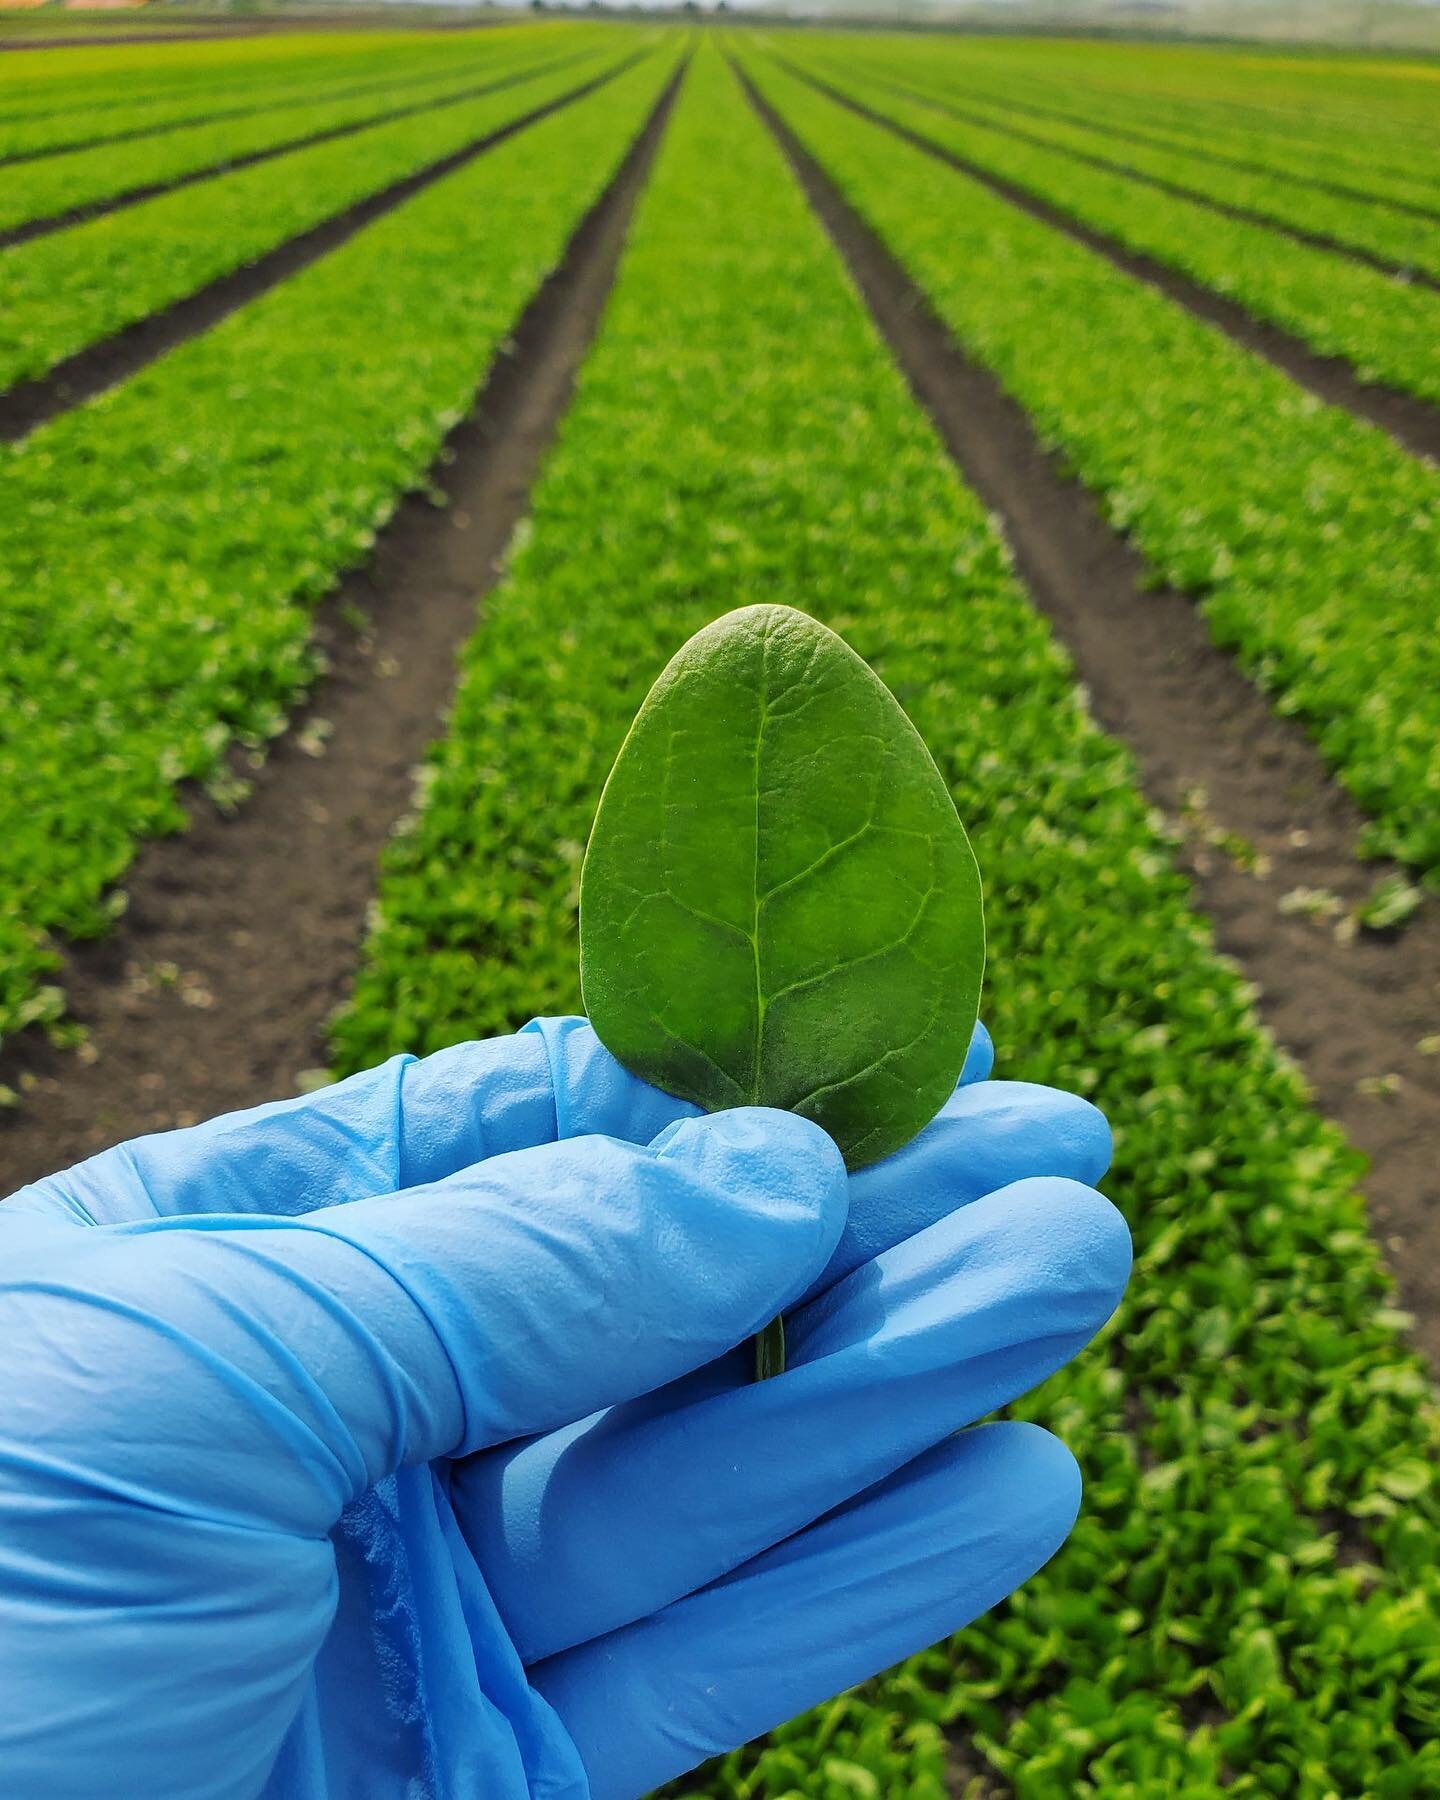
[783,64,1440,468]
[842,71,1440,294]
[744,68,1440,1366]
[0,66,684,1196]
[0,52,589,252]
[0,52,642,446]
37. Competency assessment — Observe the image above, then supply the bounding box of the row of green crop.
[334,47,1438,1796]
[778,49,1440,409]
[0,33,377,124]
[0,27,548,159]
[746,53,1440,885]
[936,36,1440,133]
[914,34,1440,200]
[0,25,446,112]
[0,38,425,155]
[0,34,599,239]
[807,44,1439,283]
[0,47,676,1052]
[895,51,1440,221]
[0,48,632,394]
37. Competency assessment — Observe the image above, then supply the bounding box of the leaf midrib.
[747,616,771,1106]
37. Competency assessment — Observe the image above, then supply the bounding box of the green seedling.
[1355,874,1423,935]
[580,604,985,1378]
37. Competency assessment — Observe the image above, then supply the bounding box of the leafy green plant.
[0,25,555,160]
[775,49,1440,408]
[0,34,592,239]
[811,31,1440,215]
[580,603,983,1166]
[800,41,1440,287]
[1277,884,1346,922]
[580,602,984,1374]
[0,45,626,392]
[1355,873,1424,934]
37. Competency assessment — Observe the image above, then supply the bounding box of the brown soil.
[0,52,590,251]
[0,64,684,1195]
[0,51,643,445]
[745,69,1440,1366]
[784,65,1440,468]
[845,69,1440,294]
[946,1740,1001,1797]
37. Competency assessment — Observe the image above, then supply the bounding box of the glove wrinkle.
[268,1470,585,1797]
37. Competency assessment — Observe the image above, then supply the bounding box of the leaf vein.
[762,878,939,1010]
[644,1011,748,1105]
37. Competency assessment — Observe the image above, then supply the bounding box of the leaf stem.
[754,1312,786,1381]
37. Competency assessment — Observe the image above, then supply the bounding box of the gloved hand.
[0,1015,1128,1800]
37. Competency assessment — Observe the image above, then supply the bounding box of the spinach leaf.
[580,603,985,1173]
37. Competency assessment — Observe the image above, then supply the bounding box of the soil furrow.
[0,61,687,1197]
[843,71,1440,294]
[743,65,1440,1365]
[0,52,588,252]
[0,51,644,447]
[784,64,1440,467]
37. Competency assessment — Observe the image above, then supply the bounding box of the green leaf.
[1377,1459,1432,1502]
[1355,874,1424,935]
[580,603,984,1170]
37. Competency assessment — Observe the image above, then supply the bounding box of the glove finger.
[2,1111,846,1538]
[804,1075,1109,1307]
[959,1016,994,1084]
[531,1421,1079,1800]
[531,1070,1111,1433]
[455,1176,1127,1663]
[533,1013,991,1135]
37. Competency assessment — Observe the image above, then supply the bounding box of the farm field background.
[1,17,1437,1799]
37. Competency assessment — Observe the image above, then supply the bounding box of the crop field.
[1,19,1438,1800]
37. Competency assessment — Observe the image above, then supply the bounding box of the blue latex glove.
[0,1016,1128,1800]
